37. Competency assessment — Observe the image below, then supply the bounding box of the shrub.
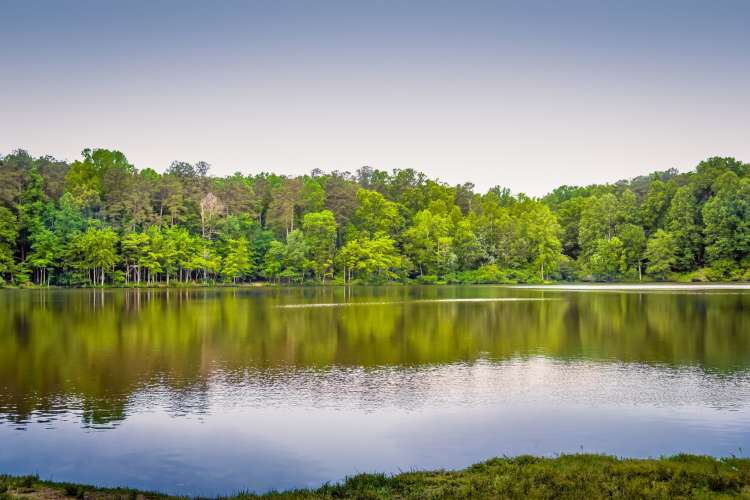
[416,274,438,284]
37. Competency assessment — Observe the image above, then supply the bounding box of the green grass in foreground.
[2,454,750,500]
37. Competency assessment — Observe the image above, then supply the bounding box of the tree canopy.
[0,149,748,286]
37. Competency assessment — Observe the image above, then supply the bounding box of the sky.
[1,0,749,196]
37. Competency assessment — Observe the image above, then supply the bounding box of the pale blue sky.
[1,0,748,194]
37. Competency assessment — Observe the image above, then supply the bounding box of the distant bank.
[2,152,749,289]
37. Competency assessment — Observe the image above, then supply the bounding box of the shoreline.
[2,454,749,499]
[2,281,750,291]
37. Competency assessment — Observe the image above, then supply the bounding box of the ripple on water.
[275,297,559,308]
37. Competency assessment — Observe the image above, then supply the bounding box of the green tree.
[666,185,702,271]
[301,176,326,213]
[353,189,403,237]
[17,166,49,264]
[522,201,562,280]
[146,226,178,284]
[0,207,18,283]
[619,223,646,280]
[694,157,749,202]
[65,149,134,214]
[579,194,621,257]
[402,209,452,277]
[555,197,587,259]
[283,229,308,282]
[0,150,31,209]
[191,238,222,283]
[322,172,359,243]
[53,193,86,239]
[303,210,337,283]
[68,225,119,286]
[267,178,302,236]
[165,226,197,282]
[702,173,750,270]
[588,237,624,281]
[222,236,253,283]
[27,227,60,285]
[339,232,401,282]
[645,230,676,279]
[263,240,285,283]
[640,180,671,234]
[452,218,483,270]
[121,231,149,284]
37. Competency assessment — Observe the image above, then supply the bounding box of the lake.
[1,285,749,496]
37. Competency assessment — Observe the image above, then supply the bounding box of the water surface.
[1,286,749,495]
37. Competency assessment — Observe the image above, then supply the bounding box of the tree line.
[0,149,748,286]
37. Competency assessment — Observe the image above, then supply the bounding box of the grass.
[2,454,750,499]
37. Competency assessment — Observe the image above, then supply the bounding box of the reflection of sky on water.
[2,286,750,495]
[2,357,749,496]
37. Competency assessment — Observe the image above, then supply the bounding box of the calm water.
[1,285,749,495]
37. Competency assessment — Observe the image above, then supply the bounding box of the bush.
[552,257,578,282]
[415,274,438,284]
[440,265,553,284]
[442,265,516,284]
[111,270,126,286]
[705,260,741,281]
[475,264,508,283]
[443,272,465,284]
[676,268,711,282]
[507,268,536,283]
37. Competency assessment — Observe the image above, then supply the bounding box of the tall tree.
[282,229,308,283]
[338,232,401,282]
[587,237,624,281]
[702,173,750,272]
[267,178,302,236]
[0,207,18,283]
[222,236,253,283]
[640,180,671,234]
[666,186,702,271]
[303,210,337,283]
[68,225,119,286]
[27,227,60,285]
[645,230,676,279]
[352,189,403,237]
[619,224,647,280]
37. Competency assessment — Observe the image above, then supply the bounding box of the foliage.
[0,207,18,278]
[587,237,624,281]
[302,210,336,282]
[339,232,401,283]
[1,148,749,286]
[222,236,253,283]
[645,230,677,279]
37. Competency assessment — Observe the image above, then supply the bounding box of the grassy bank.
[3,454,750,499]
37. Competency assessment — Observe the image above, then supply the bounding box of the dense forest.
[0,149,748,286]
